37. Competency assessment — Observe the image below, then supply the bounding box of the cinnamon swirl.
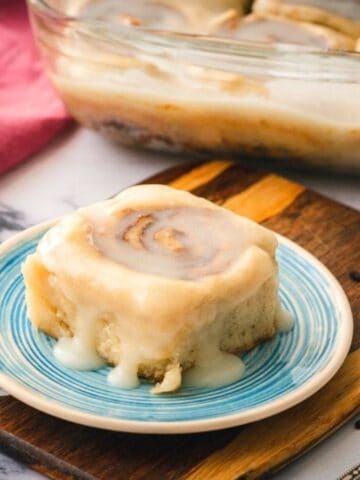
[23,185,292,393]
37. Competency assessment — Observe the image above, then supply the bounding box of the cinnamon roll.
[85,0,247,35]
[225,14,355,50]
[253,0,360,38]
[23,185,291,393]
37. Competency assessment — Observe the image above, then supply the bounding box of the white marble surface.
[0,127,359,479]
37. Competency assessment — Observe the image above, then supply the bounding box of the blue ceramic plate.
[0,223,353,434]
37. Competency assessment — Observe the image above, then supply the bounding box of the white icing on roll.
[89,206,249,280]
[183,320,246,387]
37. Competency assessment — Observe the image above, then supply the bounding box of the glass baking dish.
[27,0,360,171]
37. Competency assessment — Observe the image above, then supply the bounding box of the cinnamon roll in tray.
[23,185,292,394]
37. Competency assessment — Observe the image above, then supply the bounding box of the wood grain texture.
[185,350,360,480]
[0,161,359,480]
[222,174,305,222]
[168,160,233,191]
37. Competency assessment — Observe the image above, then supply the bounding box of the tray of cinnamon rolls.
[27,0,360,170]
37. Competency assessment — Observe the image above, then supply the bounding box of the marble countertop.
[0,127,359,479]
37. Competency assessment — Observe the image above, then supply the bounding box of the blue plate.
[0,224,353,433]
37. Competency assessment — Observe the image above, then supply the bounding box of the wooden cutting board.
[0,161,359,480]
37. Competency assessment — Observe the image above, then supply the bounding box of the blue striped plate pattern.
[0,224,353,433]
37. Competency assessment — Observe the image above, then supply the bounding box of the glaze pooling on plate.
[0,225,352,432]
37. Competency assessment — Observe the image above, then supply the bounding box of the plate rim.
[0,222,353,434]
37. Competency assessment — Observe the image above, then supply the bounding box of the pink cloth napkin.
[0,0,71,175]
